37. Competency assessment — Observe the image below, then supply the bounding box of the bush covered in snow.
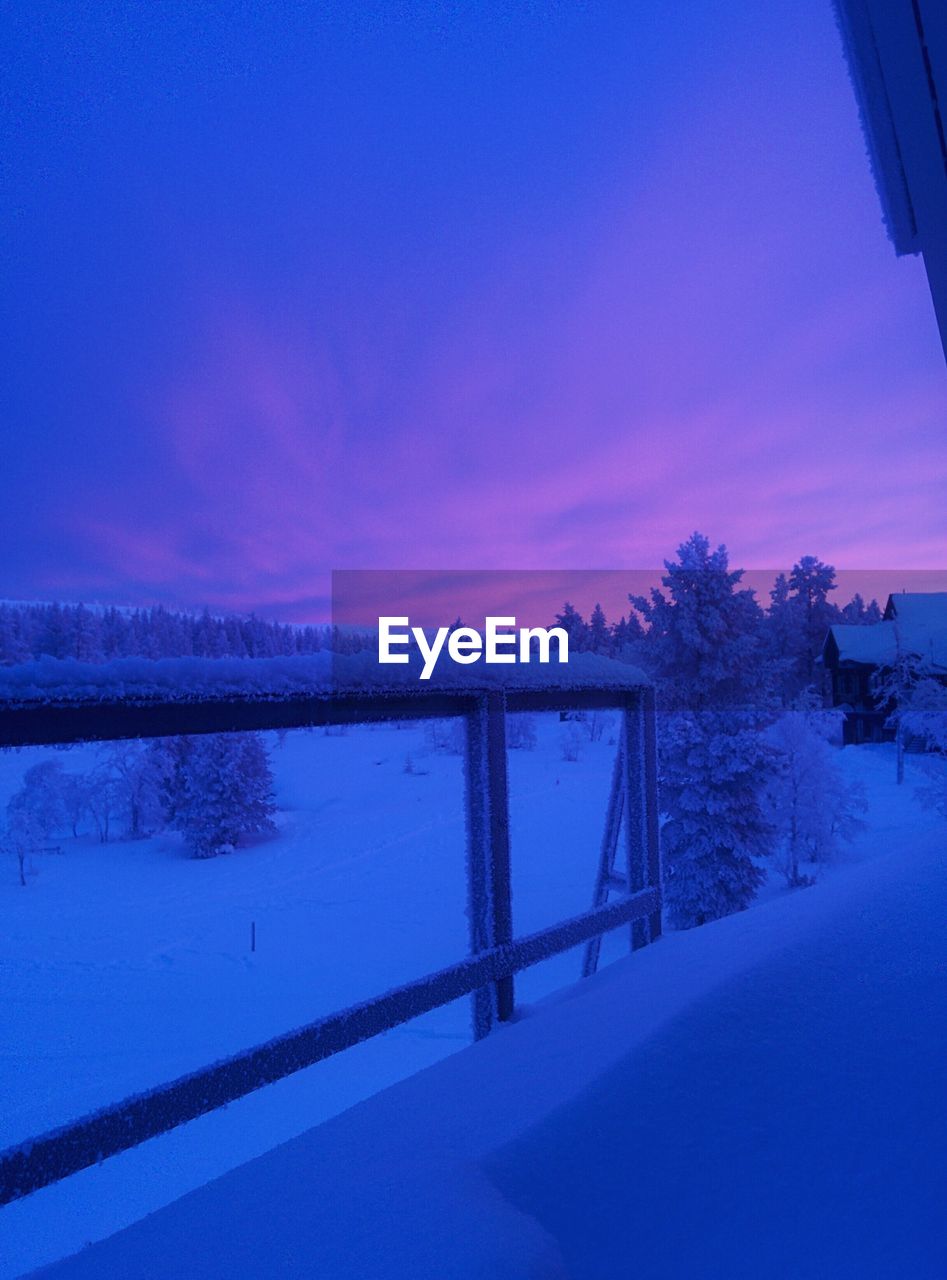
[764,710,867,887]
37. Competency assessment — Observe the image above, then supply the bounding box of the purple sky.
[3,2,946,621]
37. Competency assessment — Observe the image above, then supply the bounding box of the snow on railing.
[0,665,660,1206]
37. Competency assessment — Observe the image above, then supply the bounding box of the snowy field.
[1,726,943,1277]
[0,716,623,1150]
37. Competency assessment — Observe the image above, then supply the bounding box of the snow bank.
[27,805,947,1279]
[0,651,649,709]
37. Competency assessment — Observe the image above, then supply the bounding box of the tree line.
[551,556,881,698]
[0,601,373,666]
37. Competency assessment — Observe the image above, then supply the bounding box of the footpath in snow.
[25,748,947,1280]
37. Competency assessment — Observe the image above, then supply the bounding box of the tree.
[99,742,169,838]
[554,603,589,654]
[85,764,120,843]
[588,603,610,655]
[871,652,947,784]
[610,612,644,662]
[507,714,538,750]
[659,713,772,926]
[765,710,866,886]
[7,760,68,840]
[170,733,277,858]
[787,556,840,687]
[630,534,776,928]
[62,772,89,838]
[764,574,806,704]
[898,675,947,808]
[630,533,772,712]
[4,761,68,884]
[2,811,43,886]
[841,593,882,625]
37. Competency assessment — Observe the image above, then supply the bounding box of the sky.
[3,1,946,622]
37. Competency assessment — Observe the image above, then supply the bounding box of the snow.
[2,739,945,1277]
[0,651,648,709]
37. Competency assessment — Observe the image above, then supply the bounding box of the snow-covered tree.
[765,710,866,886]
[764,573,807,703]
[2,810,43,886]
[559,719,584,762]
[630,533,772,712]
[62,772,89,838]
[4,760,70,884]
[588,603,610,655]
[170,733,277,859]
[610,612,644,663]
[899,678,947,814]
[85,763,121,843]
[507,714,538,750]
[554,603,589,654]
[841,593,882,625]
[7,760,68,841]
[659,713,772,927]
[787,556,840,687]
[631,534,777,928]
[872,654,947,784]
[99,742,169,838]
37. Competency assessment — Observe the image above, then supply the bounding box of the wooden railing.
[0,681,660,1206]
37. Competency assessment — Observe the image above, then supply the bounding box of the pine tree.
[630,533,776,928]
[787,556,840,687]
[764,573,807,703]
[659,714,771,926]
[610,612,644,662]
[554,603,589,653]
[171,733,277,858]
[588,603,610,655]
[630,533,771,712]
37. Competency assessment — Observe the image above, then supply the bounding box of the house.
[821,592,947,744]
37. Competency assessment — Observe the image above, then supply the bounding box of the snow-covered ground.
[1,729,943,1277]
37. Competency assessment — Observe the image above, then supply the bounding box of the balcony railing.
[0,666,660,1205]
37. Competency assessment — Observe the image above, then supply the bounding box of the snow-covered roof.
[826,622,899,668]
[883,592,947,627]
[826,602,947,674]
[0,651,649,710]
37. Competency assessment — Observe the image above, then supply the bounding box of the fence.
[0,677,660,1205]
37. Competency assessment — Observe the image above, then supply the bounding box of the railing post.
[622,693,649,951]
[464,693,514,1039]
[643,685,662,941]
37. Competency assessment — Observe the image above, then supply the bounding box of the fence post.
[464,693,514,1039]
